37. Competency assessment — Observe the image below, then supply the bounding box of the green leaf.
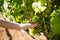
[51,8,60,34]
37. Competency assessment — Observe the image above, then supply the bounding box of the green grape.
[29,26,41,36]
[29,28,36,36]
[31,16,39,23]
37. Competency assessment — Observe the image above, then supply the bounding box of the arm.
[0,19,38,30]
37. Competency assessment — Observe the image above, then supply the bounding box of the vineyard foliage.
[51,8,60,34]
[0,0,60,39]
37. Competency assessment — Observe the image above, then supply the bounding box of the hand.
[0,18,39,30]
[19,22,38,30]
[34,32,47,40]
[29,22,39,28]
